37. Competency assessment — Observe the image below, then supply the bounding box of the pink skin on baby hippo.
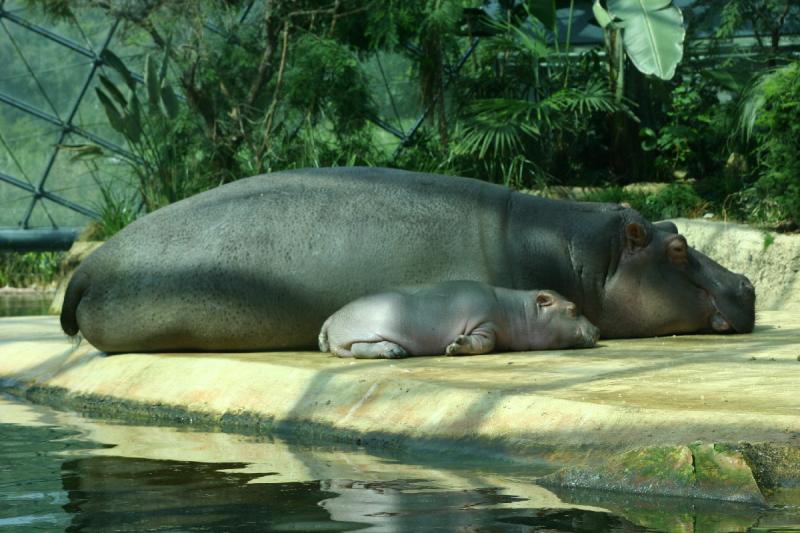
[318,280,599,359]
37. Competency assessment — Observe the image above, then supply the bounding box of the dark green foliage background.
[6,0,800,239]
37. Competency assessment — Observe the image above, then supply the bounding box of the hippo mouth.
[710,304,732,333]
[706,291,751,333]
[699,287,735,333]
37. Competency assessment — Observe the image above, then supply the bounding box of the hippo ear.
[654,220,679,234]
[624,223,648,251]
[536,293,554,307]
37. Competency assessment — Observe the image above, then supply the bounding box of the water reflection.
[0,291,52,317]
[61,457,362,532]
[317,479,646,532]
[59,456,646,532]
[0,396,798,532]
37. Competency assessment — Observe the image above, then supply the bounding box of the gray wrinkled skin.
[318,281,599,359]
[60,167,756,352]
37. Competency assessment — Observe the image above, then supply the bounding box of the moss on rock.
[690,442,764,503]
[541,442,766,504]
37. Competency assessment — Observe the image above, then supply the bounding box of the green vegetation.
[90,47,208,212]
[0,252,64,288]
[583,182,707,221]
[2,0,799,243]
[738,62,800,228]
[763,232,775,252]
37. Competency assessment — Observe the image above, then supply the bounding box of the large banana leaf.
[607,0,684,80]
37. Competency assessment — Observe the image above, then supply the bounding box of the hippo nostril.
[740,278,754,293]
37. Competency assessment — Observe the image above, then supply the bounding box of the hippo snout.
[730,274,756,333]
[739,276,755,297]
[712,279,755,333]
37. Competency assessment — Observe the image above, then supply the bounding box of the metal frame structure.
[4,1,799,251]
[0,8,130,223]
[0,2,478,251]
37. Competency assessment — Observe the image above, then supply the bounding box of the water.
[1,396,799,532]
[0,292,52,317]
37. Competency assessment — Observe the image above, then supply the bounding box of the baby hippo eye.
[667,236,688,264]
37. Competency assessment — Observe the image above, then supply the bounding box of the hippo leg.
[350,341,409,359]
[445,325,497,356]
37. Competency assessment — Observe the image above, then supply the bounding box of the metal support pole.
[0,228,80,252]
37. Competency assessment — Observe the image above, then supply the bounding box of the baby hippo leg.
[351,341,409,359]
[445,324,497,356]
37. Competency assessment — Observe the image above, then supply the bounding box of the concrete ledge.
[2,312,799,501]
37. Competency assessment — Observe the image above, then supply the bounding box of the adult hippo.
[60,167,755,352]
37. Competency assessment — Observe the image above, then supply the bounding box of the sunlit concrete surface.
[1,312,798,458]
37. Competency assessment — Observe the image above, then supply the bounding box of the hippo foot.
[351,341,409,359]
[446,335,479,356]
[446,330,496,356]
[446,336,466,356]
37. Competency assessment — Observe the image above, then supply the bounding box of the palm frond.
[457,121,525,159]
[738,67,777,141]
[477,13,549,60]
[567,81,620,114]
[455,99,542,158]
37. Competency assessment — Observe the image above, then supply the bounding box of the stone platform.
[1,311,798,502]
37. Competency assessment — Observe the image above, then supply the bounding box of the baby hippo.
[318,280,599,358]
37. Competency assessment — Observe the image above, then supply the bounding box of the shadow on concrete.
[271,312,800,461]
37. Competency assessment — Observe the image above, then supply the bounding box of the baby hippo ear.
[536,292,554,307]
[624,222,648,251]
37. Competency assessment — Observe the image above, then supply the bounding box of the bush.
[583,182,705,221]
[739,61,800,227]
[0,252,64,288]
[644,182,707,220]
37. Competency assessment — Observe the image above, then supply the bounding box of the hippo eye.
[667,237,688,264]
[536,293,554,307]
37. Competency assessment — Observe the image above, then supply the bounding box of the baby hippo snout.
[318,281,599,359]
[534,290,599,350]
